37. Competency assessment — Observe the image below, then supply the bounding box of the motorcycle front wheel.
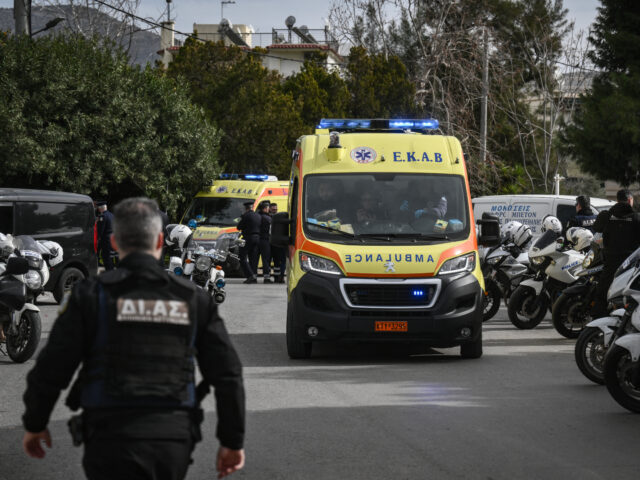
[507,286,548,329]
[552,293,590,339]
[6,310,42,363]
[604,345,640,413]
[574,327,606,385]
[482,278,501,322]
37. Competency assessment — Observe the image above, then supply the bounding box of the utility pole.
[14,0,31,36]
[480,26,489,163]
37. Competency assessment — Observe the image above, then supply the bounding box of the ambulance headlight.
[299,252,343,276]
[195,256,212,272]
[439,253,476,275]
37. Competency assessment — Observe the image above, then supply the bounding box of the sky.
[1,0,601,40]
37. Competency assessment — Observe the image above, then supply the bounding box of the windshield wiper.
[304,221,361,241]
[201,221,231,227]
[355,233,393,242]
[370,233,450,241]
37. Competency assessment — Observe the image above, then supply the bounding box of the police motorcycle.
[0,233,63,363]
[551,229,603,338]
[574,248,635,385]
[165,224,241,304]
[480,221,533,322]
[601,248,640,411]
[507,216,587,329]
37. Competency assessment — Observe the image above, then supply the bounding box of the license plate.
[375,321,408,332]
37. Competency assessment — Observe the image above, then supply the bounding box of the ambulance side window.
[290,177,298,243]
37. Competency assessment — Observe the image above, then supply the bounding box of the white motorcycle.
[480,222,532,321]
[507,228,587,329]
[0,234,63,363]
[166,225,242,304]
[574,248,634,385]
[602,248,640,412]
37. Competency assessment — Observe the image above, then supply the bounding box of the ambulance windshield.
[304,173,469,243]
[184,197,253,227]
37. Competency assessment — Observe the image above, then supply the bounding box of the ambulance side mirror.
[271,212,291,247]
[476,213,500,247]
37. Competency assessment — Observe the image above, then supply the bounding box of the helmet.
[166,224,193,249]
[566,227,593,251]
[512,224,533,248]
[37,240,64,267]
[541,215,562,234]
[501,221,523,242]
[0,233,15,259]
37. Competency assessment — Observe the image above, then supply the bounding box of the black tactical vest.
[79,270,199,409]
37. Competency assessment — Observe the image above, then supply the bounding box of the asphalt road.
[1,280,640,480]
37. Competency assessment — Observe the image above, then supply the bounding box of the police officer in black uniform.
[96,201,116,271]
[22,197,245,480]
[591,189,640,316]
[565,195,597,232]
[237,201,260,284]
[269,203,286,283]
[257,201,272,283]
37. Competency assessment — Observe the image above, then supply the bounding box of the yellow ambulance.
[272,119,499,359]
[181,174,289,271]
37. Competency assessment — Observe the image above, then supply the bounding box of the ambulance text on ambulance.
[393,152,443,162]
[345,253,435,263]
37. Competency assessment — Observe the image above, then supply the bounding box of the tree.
[345,45,417,117]
[283,53,350,127]
[329,0,575,195]
[166,39,304,179]
[0,34,219,217]
[563,0,640,185]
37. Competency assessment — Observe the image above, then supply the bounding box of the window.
[15,202,91,235]
[303,173,469,244]
[0,205,14,234]
[183,197,255,227]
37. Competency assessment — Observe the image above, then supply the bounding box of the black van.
[0,188,98,303]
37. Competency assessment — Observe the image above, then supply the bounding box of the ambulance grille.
[343,283,438,308]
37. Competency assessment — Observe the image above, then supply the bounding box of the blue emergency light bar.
[218,174,277,181]
[317,118,439,130]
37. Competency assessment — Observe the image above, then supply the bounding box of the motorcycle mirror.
[4,257,29,275]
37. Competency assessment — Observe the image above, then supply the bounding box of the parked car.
[0,188,98,303]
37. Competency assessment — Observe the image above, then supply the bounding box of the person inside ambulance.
[399,181,448,222]
[306,179,343,222]
[355,192,379,223]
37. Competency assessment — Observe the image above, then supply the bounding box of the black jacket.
[259,212,272,240]
[22,253,245,449]
[237,210,260,238]
[96,210,113,244]
[566,207,597,232]
[593,202,640,266]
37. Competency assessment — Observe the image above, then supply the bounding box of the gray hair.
[113,197,162,252]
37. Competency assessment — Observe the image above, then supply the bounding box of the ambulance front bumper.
[289,271,483,347]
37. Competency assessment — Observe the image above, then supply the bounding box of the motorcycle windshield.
[13,235,39,252]
[531,230,558,250]
[13,236,44,269]
[614,246,640,278]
